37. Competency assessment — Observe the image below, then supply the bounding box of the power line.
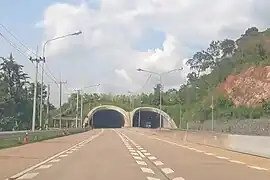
[0,23,37,57]
[0,31,59,86]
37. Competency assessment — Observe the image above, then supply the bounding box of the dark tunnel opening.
[90,109,125,128]
[132,110,163,128]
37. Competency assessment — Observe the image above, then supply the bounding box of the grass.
[0,129,87,149]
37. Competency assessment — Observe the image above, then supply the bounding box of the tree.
[0,53,53,131]
[220,39,236,57]
[244,27,259,36]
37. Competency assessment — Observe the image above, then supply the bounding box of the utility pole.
[76,89,80,128]
[30,47,44,131]
[159,76,162,130]
[211,95,214,131]
[80,92,84,128]
[46,84,50,130]
[57,79,67,129]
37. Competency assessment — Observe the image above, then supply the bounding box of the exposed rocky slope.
[217,66,270,107]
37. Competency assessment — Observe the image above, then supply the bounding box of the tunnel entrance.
[90,109,125,128]
[132,110,163,128]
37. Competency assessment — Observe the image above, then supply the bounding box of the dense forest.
[63,27,270,127]
[0,53,55,131]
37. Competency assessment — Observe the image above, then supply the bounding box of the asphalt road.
[1,128,270,180]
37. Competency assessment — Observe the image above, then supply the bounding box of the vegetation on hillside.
[0,53,55,131]
[63,27,270,128]
[3,26,269,131]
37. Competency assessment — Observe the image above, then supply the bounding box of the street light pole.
[137,67,183,130]
[40,30,82,129]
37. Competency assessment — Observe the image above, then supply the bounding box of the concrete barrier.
[227,134,270,158]
[136,128,270,158]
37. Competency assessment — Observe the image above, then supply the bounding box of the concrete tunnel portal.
[84,105,177,129]
[86,105,128,129]
[132,110,163,128]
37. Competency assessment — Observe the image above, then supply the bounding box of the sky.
[0,0,270,106]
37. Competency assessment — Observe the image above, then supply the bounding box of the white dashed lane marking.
[229,160,245,164]
[17,173,39,180]
[6,130,104,180]
[161,168,174,174]
[36,164,52,170]
[216,156,229,160]
[137,150,146,158]
[204,152,215,156]
[136,160,147,166]
[134,131,270,173]
[120,131,186,180]
[144,152,151,156]
[153,161,164,166]
[133,156,143,160]
[59,154,68,158]
[140,167,155,174]
[50,159,61,163]
[148,156,157,160]
[173,177,186,180]
[247,166,268,171]
[147,177,160,180]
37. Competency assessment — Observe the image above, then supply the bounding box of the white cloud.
[38,0,270,105]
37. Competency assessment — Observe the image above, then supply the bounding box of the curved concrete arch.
[131,107,177,129]
[83,105,130,127]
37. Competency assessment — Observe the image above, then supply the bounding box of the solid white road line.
[7,129,104,180]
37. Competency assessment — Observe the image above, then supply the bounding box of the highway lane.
[3,128,270,180]
[7,129,170,180]
[121,128,270,180]
[1,130,101,179]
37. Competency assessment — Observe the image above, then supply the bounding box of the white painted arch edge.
[130,107,177,128]
[83,105,130,127]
